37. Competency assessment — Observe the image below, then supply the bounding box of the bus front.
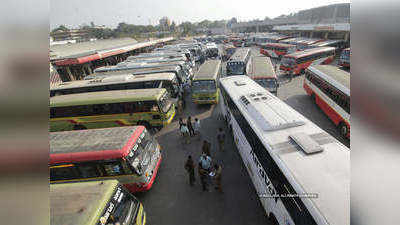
[279,56,296,74]
[100,183,147,225]
[253,77,279,95]
[123,127,162,192]
[191,79,218,104]
[157,92,175,127]
[340,49,350,68]
[226,61,245,76]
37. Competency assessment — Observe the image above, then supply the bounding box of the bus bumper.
[193,99,218,104]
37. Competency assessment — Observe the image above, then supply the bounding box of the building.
[159,17,171,30]
[50,37,175,82]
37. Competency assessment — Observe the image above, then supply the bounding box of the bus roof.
[227,48,250,63]
[50,126,143,164]
[249,57,276,79]
[311,39,344,47]
[261,43,296,48]
[94,63,180,73]
[193,60,221,80]
[51,73,176,91]
[50,88,166,107]
[308,65,350,96]
[219,75,349,225]
[285,47,336,58]
[50,180,118,225]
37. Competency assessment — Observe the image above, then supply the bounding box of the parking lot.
[135,45,349,225]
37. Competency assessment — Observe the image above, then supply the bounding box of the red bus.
[50,126,162,192]
[249,56,279,94]
[304,65,350,138]
[280,47,336,75]
[339,48,351,68]
[259,43,297,58]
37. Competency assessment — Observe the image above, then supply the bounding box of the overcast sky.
[50,0,350,29]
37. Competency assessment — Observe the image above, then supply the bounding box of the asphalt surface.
[136,46,349,225]
[136,57,270,225]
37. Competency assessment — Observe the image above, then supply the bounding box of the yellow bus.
[50,88,175,132]
[191,59,221,104]
[50,180,146,225]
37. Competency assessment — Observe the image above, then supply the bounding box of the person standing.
[187,116,195,137]
[217,128,226,152]
[184,155,196,186]
[199,153,212,172]
[180,122,190,144]
[202,140,211,157]
[213,164,223,193]
[198,162,209,192]
[194,118,201,137]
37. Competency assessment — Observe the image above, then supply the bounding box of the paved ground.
[136,59,270,225]
[135,46,349,225]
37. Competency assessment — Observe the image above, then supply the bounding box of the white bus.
[219,75,349,225]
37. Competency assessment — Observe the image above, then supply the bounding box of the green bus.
[191,59,221,104]
[50,180,146,225]
[50,88,175,132]
[50,73,180,98]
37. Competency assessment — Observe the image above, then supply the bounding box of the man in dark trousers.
[213,164,223,193]
[217,128,226,152]
[187,116,195,137]
[198,162,209,191]
[202,140,211,157]
[184,155,196,186]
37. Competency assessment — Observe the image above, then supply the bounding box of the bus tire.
[138,121,152,130]
[339,122,349,138]
[268,213,279,225]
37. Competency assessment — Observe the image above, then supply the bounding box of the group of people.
[179,117,201,144]
[184,128,226,193]
[185,154,223,193]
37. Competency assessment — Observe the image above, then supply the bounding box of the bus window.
[50,165,80,181]
[77,163,101,178]
[103,161,125,176]
[192,80,216,93]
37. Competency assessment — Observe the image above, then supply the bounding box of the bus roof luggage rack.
[289,132,324,154]
[244,92,305,131]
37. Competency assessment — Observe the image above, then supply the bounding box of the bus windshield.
[192,80,216,93]
[281,57,296,67]
[227,62,245,75]
[255,78,278,92]
[158,94,173,113]
[127,130,155,175]
[104,187,139,225]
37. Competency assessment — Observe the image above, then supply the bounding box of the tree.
[90,21,95,27]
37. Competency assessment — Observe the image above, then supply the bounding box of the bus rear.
[191,60,221,104]
[250,57,279,94]
[339,48,350,68]
[50,126,162,192]
[50,180,146,225]
[280,47,335,75]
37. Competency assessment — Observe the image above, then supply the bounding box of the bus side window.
[50,166,80,181]
[77,163,101,178]
[103,161,125,176]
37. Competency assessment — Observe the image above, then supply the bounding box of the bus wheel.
[339,122,349,138]
[268,213,279,225]
[138,121,152,130]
